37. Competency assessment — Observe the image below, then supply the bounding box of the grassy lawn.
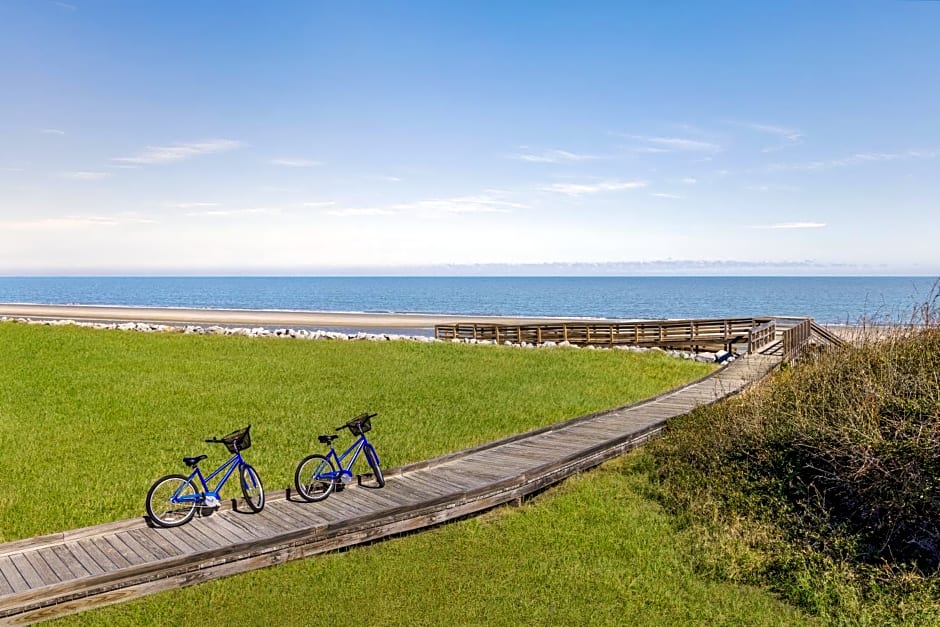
[3,322,813,626]
[56,454,811,627]
[0,321,713,540]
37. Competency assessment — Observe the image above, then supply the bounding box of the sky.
[1,1,939,276]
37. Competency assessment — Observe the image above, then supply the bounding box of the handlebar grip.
[205,438,220,443]
[335,425,345,431]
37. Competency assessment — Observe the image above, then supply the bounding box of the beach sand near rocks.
[0,303,602,330]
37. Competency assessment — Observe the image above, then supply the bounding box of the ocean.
[0,276,936,325]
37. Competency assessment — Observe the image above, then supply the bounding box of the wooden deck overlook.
[434,315,844,356]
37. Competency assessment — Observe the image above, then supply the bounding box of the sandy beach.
[0,303,601,330]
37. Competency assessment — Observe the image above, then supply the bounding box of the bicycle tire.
[240,464,265,512]
[294,454,336,502]
[146,474,198,528]
[364,445,385,488]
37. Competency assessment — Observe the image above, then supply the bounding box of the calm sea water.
[0,276,936,324]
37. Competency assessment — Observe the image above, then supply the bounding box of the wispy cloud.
[679,177,698,184]
[541,180,647,196]
[324,194,525,218]
[60,171,111,181]
[54,2,78,10]
[1,167,25,173]
[625,135,722,154]
[165,202,220,209]
[302,201,336,209]
[650,192,684,200]
[378,175,402,183]
[326,207,397,217]
[40,128,66,135]
[395,195,526,214]
[741,122,803,152]
[270,158,322,167]
[507,148,601,163]
[113,139,242,165]
[745,183,799,192]
[767,150,939,172]
[186,207,279,217]
[2,215,155,230]
[751,221,827,229]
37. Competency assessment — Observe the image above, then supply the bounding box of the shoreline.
[0,303,610,330]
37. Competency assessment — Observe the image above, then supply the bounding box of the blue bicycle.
[146,425,265,527]
[294,412,385,502]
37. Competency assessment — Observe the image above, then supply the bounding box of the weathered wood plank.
[8,554,44,589]
[65,542,106,577]
[115,532,160,563]
[0,557,29,594]
[192,516,247,546]
[146,526,201,555]
[175,523,224,551]
[211,512,269,539]
[88,537,133,569]
[0,569,13,596]
[123,530,173,563]
[23,552,60,587]
[264,502,319,529]
[103,536,147,567]
[389,474,455,500]
[49,544,93,580]
[75,539,121,573]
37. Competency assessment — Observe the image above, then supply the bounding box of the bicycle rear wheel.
[240,464,265,512]
[294,454,336,502]
[146,474,198,528]
[364,445,385,488]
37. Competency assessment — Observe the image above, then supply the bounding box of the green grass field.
[0,321,712,540]
[0,322,817,626]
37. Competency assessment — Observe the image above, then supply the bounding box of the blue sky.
[1,1,938,275]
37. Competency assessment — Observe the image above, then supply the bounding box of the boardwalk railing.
[435,317,771,351]
[781,318,812,362]
[747,319,777,353]
[436,315,847,358]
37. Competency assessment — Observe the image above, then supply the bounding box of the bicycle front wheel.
[146,474,197,528]
[364,445,385,488]
[294,454,336,502]
[240,464,265,512]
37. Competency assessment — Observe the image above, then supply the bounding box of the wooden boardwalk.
[0,353,782,624]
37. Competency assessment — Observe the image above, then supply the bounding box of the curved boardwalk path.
[0,352,782,624]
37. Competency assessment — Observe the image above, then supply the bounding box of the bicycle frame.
[173,452,244,504]
[323,434,377,482]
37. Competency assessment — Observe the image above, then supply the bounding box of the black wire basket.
[346,415,372,436]
[221,426,251,454]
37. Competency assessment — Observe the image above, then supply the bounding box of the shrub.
[649,301,940,622]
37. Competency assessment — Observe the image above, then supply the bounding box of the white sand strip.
[0,303,600,329]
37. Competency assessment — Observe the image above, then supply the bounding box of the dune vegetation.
[648,306,940,624]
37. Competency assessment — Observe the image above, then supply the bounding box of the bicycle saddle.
[318,434,339,445]
[183,455,208,468]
